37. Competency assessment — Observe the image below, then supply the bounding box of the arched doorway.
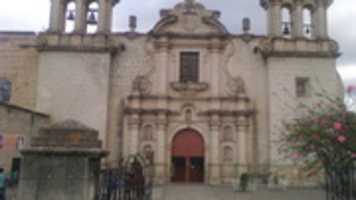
[171,129,204,183]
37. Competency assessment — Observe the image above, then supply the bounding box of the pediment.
[151,0,228,36]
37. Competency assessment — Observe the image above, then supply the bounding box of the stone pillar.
[292,2,304,38]
[209,114,221,185]
[237,116,249,174]
[49,0,65,32]
[74,0,87,33]
[209,39,222,98]
[128,114,140,155]
[314,5,328,39]
[155,113,167,184]
[155,37,170,96]
[268,2,282,37]
[17,120,108,200]
[98,0,112,34]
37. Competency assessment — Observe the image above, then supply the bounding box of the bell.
[283,24,290,35]
[305,26,311,34]
[87,11,97,25]
[67,10,75,21]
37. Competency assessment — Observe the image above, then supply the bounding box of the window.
[296,77,310,97]
[180,52,199,83]
[0,79,12,103]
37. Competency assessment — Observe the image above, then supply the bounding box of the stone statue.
[132,76,152,95]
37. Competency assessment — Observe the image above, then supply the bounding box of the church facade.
[0,0,343,185]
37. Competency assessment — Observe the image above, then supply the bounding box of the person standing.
[0,167,6,200]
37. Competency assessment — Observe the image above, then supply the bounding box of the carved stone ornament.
[132,75,152,95]
[227,76,246,96]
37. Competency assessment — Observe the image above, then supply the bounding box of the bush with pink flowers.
[281,85,356,200]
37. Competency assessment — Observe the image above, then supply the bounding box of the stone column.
[292,2,304,38]
[98,0,112,34]
[313,5,328,39]
[49,0,65,32]
[128,114,140,155]
[155,113,167,184]
[237,115,249,174]
[209,114,221,185]
[155,37,170,96]
[74,0,87,33]
[209,39,222,98]
[268,2,282,37]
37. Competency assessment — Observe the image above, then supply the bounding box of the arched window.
[303,7,313,38]
[223,146,233,162]
[65,1,76,33]
[0,78,12,103]
[281,6,292,37]
[142,125,154,141]
[222,126,233,141]
[86,1,99,33]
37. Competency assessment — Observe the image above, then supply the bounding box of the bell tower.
[48,0,119,34]
[260,0,333,39]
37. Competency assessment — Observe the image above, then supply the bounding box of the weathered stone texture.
[0,103,50,170]
[0,32,38,109]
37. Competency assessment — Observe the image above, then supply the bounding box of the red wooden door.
[171,129,204,183]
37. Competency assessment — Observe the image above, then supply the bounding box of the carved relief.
[223,146,233,162]
[226,76,246,96]
[132,75,152,95]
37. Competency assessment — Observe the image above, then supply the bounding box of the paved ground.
[153,184,326,200]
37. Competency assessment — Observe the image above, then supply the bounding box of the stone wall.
[0,103,50,170]
[36,51,111,144]
[0,32,38,109]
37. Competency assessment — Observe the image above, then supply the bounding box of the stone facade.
[0,0,343,186]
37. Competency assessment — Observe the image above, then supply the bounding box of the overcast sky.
[0,0,355,87]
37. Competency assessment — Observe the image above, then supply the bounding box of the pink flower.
[352,153,356,158]
[333,122,343,131]
[291,152,302,159]
[347,85,356,94]
[337,135,347,143]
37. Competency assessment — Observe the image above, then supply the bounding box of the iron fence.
[96,157,153,200]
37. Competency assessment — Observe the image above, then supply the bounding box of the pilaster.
[268,1,282,37]
[314,5,328,39]
[208,38,223,98]
[292,1,304,38]
[128,114,140,155]
[155,37,170,96]
[155,113,167,184]
[74,0,88,33]
[236,115,249,175]
[209,114,221,185]
[49,0,65,33]
[98,0,112,34]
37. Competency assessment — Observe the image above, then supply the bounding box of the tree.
[281,85,356,200]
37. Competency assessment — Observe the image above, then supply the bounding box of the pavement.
[153,184,326,200]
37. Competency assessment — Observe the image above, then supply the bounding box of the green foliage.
[239,173,249,192]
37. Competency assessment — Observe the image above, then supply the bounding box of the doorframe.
[170,128,206,183]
